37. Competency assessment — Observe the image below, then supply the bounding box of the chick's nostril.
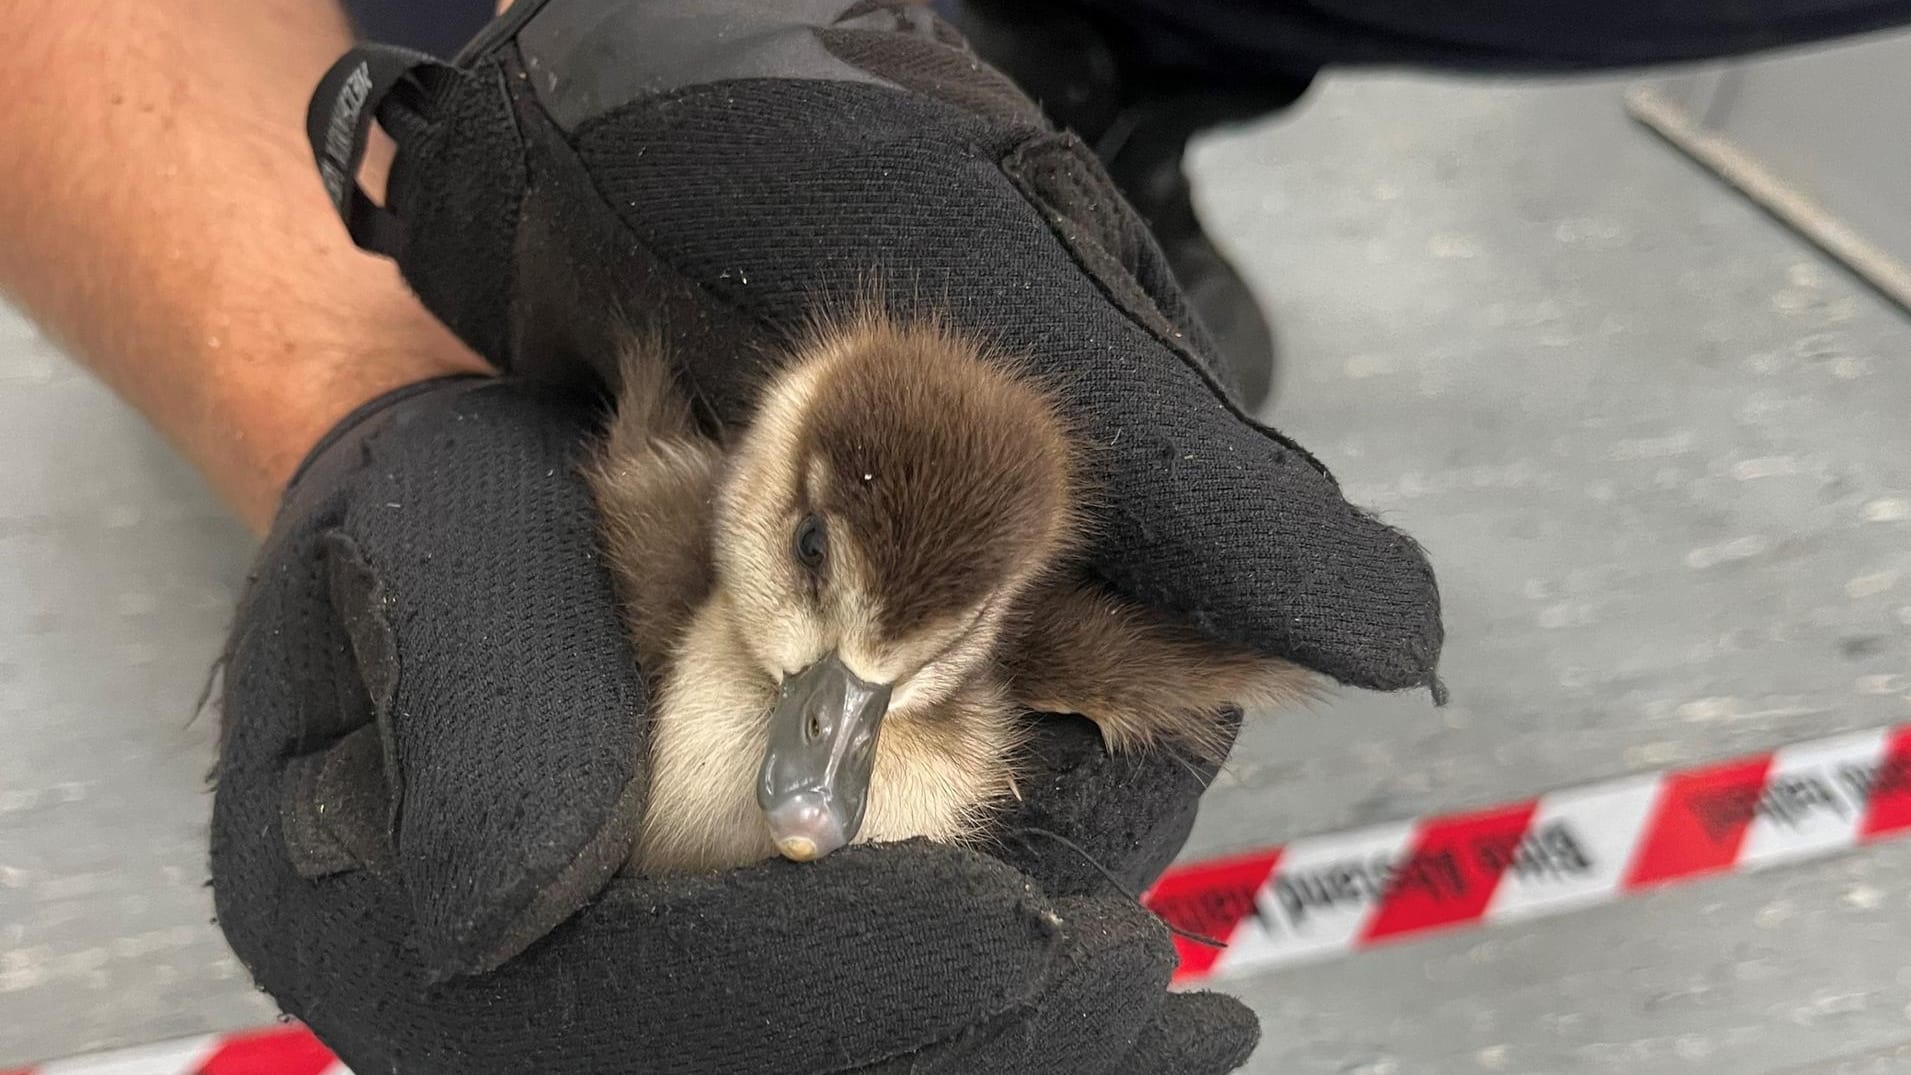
[806,713,823,741]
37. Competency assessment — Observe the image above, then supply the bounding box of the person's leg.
[1069,0,1911,82]
[946,0,1911,409]
[946,0,1309,409]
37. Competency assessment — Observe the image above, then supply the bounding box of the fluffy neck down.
[630,587,1026,876]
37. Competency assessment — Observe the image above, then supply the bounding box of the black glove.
[211,375,1260,1073]
[213,2,1445,1070]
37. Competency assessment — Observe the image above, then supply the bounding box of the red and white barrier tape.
[1143,723,1911,983]
[12,724,1911,1072]
[0,1027,342,1075]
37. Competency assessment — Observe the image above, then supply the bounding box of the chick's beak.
[758,654,892,862]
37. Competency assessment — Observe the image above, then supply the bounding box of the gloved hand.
[210,374,1261,1074]
[210,2,1445,1070]
[311,0,1443,696]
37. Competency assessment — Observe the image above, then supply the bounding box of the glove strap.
[305,42,458,259]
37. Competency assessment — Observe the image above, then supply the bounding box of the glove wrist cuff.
[284,373,493,496]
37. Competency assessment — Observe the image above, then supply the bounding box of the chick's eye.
[793,514,828,572]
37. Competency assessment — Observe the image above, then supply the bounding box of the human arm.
[0,0,489,533]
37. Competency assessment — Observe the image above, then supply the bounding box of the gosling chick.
[587,313,1313,876]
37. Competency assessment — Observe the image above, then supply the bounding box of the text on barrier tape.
[1142,723,1911,982]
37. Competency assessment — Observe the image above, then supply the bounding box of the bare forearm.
[1,0,491,533]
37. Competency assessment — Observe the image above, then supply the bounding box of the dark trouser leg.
[338,0,496,57]
[1069,0,1911,81]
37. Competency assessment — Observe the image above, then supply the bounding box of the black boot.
[944,0,1309,410]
